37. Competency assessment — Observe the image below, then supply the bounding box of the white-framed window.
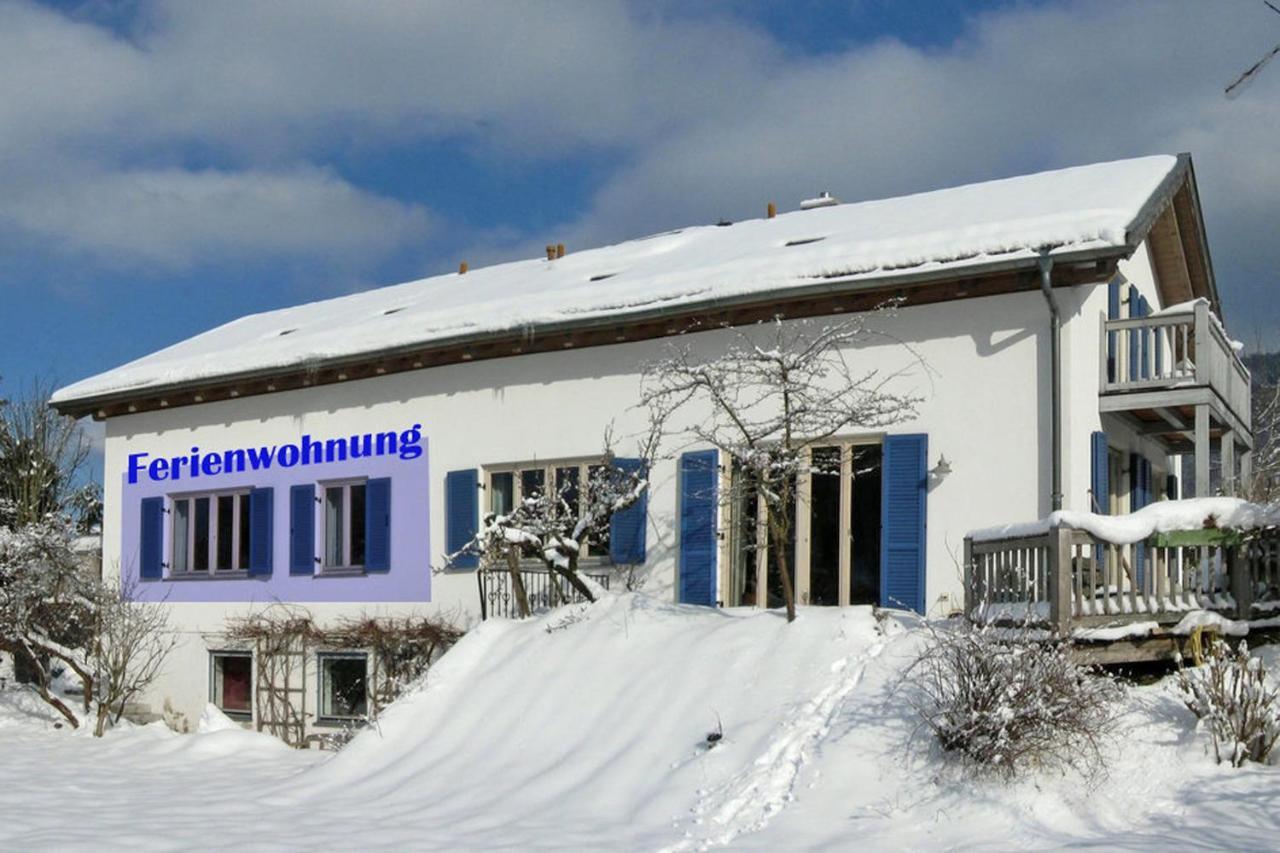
[484,458,613,559]
[322,479,367,570]
[318,652,368,722]
[209,651,253,718]
[171,490,251,574]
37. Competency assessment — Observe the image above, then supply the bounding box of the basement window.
[210,651,252,719]
[318,652,368,722]
[784,237,826,247]
[589,273,618,282]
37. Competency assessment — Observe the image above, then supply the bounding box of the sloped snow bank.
[297,592,888,850]
[6,594,1280,850]
[971,497,1280,544]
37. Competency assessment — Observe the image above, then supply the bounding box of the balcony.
[1098,300,1252,490]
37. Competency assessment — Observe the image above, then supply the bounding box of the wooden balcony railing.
[1099,300,1251,424]
[964,525,1280,637]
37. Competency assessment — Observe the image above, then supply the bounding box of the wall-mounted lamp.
[930,454,953,479]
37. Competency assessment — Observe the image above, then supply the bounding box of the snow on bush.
[1177,637,1280,767]
[907,621,1122,778]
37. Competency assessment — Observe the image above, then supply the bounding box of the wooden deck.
[964,526,1280,662]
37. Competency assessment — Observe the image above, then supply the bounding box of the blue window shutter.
[1127,285,1141,381]
[678,450,718,606]
[139,497,163,581]
[1090,432,1109,514]
[248,487,273,577]
[446,469,479,569]
[1107,280,1120,381]
[289,483,315,575]
[610,458,648,565]
[365,477,391,572]
[880,434,927,614]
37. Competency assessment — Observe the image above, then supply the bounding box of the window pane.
[216,494,235,570]
[325,486,344,566]
[808,447,841,606]
[213,654,252,714]
[850,445,883,606]
[238,495,251,570]
[555,466,580,515]
[193,497,210,571]
[520,468,545,501]
[490,472,514,515]
[728,467,759,606]
[587,464,611,554]
[321,656,367,718]
[350,484,367,567]
[172,499,190,573]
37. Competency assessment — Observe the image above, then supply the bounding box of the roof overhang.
[53,248,1125,421]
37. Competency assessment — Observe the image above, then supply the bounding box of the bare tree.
[91,578,179,737]
[1247,379,1280,502]
[0,514,96,727]
[0,379,97,531]
[640,314,920,622]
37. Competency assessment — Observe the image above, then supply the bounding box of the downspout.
[1038,253,1063,511]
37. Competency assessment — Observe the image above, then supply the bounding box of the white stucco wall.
[101,288,1063,729]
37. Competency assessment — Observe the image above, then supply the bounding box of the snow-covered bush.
[907,622,1122,778]
[1177,637,1280,767]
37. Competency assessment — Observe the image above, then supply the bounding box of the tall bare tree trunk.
[506,546,532,617]
[768,510,797,623]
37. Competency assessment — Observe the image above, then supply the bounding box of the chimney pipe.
[458,261,468,275]
[556,243,566,259]
[767,202,777,219]
[546,244,556,261]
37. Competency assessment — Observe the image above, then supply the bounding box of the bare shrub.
[224,607,462,747]
[907,621,1123,778]
[1177,637,1280,767]
[91,579,179,736]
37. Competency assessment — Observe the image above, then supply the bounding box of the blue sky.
[2,0,1278,425]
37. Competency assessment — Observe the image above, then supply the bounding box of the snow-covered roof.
[53,154,1185,409]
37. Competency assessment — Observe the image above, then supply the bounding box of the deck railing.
[1099,300,1250,422]
[477,565,612,620]
[964,525,1280,635]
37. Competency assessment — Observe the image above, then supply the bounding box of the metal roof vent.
[799,191,840,210]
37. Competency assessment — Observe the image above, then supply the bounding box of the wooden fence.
[964,525,1280,636]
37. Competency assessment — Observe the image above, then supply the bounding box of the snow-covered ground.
[3,593,1280,851]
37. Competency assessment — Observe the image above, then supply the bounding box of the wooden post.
[1228,542,1253,621]
[962,536,974,621]
[1048,527,1074,637]
[1221,429,1236,496]
[1194,300,1210,385]
[1195,405,1211,497]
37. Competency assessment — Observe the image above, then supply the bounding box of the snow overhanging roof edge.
[51,154,1198,418]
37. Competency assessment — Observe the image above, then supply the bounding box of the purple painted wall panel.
[118,438,432,603]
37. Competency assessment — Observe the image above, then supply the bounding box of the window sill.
[217,709,252,723]
[314,716,368,728]
[316,567,367,578]
[166,570,252,581]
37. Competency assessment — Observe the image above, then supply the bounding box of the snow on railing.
[964,499,1280,635]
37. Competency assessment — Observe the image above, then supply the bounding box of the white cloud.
[0,0,1278,341]
[0,165,432,267]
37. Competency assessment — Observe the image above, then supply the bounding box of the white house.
[51,153,1252,735]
